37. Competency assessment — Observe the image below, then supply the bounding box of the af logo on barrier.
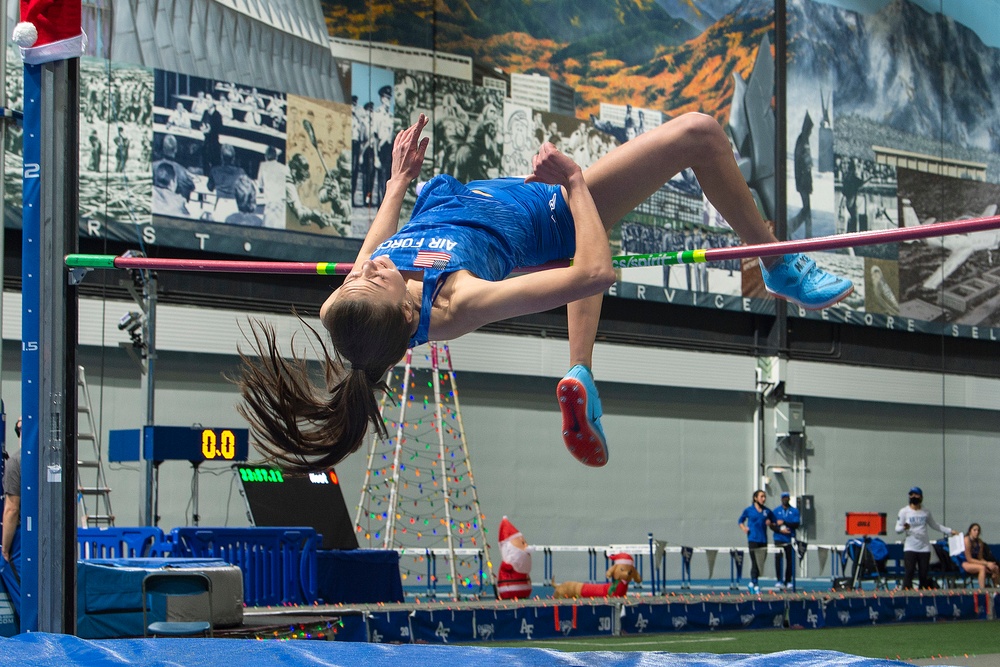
[869,607,879,623]
[772,614,784,628]
[740,613,755,627]
[519,618,534,640]
[633,613,649,633]
[707,612,721,629]
[476,624,495,640]
[838,611,851,624]
[672,615,688,629]
[806,608,820,628]
[434,622,450,643]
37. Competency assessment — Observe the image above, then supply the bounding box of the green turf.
[476,620,999,660]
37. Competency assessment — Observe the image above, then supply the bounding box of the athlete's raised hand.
[525,141,583,188]
[391,113,430,183]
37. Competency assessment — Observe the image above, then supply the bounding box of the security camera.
[118,311,143,334]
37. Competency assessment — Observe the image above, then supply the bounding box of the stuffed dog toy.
[553,552,642,598]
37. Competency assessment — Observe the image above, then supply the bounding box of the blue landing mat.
[0,633,943,667]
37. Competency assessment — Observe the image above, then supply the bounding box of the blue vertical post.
[19,53,79,635]
[20,62,41,633]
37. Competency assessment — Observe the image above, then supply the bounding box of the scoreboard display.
[235,465,359,550]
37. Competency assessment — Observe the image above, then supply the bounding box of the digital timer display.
[110,426,250,463]
[199,429,243,460]
[144,426,250,462]
[237,466,341,485]
[238,466,285,483]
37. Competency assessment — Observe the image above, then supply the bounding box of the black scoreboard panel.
[236,465,359,550]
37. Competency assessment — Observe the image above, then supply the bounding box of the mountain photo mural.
[325,0,1000,339]
[786,0,1000,336]
[324,0,772,122]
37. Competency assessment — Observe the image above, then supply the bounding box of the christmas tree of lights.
[354,343,493,599]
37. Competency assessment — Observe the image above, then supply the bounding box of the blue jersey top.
[738,504,774,544]
[370,175,576,347]
[771,504,801,544]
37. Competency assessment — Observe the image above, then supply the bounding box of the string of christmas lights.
[354,343,494,598]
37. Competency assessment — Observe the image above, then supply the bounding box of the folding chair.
[931,540,972,589]
[142,571,214,637]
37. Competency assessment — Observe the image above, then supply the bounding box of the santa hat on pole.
[609,552,634,566]
[12,0,86,65]
[498,516,522,544]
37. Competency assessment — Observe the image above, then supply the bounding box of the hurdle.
[65,213,1000,275]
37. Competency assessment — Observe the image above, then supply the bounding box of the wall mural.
[786,0,1000,337]
[3,0,999,341]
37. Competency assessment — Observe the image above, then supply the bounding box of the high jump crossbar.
[64,214,1000,275]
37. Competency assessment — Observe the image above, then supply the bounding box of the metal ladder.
[77,365,115,527]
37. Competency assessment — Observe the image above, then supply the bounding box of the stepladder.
[77,365,114,527]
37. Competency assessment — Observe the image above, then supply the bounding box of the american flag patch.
[414,251,451,269]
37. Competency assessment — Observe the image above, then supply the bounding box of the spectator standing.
[895,486,956,590]
[738,490,774,594]
[1,419,22,623]
[772,491,800,590]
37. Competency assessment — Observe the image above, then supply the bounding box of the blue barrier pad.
[621,599,786,634]
[0,632,925,666]
[316,549,403,604]
[77,558,230,639]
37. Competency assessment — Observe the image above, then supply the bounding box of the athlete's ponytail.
[235,300,410,473]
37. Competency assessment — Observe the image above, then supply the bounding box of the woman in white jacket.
[895,486,957,590]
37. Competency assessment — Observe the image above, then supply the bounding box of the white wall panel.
[786,359,1000,410]
[8,293,1000,401]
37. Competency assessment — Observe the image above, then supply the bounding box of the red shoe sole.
[557,378,608,467]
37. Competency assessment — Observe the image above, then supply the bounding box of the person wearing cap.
[895,486,957,590]
[738,490,775,594]
[496,516,533,600]
[771,492,800,590]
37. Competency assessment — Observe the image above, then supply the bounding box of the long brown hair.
[967,523,983,546]
[236,300,411,473]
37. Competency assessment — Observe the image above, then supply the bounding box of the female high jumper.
[238,113,851,472]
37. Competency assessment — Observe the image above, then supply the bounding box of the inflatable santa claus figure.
[496,516,533,600]
[12,0,86,65]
